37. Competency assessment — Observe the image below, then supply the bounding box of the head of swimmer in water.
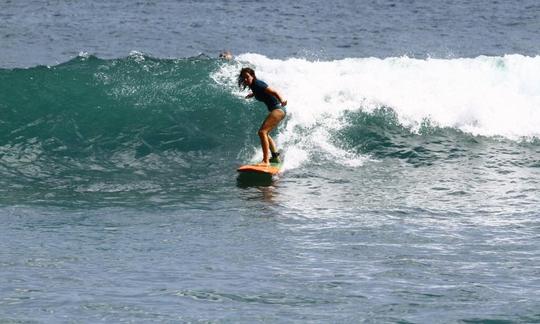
[219,50,233,60]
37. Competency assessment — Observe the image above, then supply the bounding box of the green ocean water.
[2,54,539,208]
[1,55,256,206]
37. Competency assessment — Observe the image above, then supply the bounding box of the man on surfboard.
[238,67,287,166]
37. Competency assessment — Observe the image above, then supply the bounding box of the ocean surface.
[1,1,540,323]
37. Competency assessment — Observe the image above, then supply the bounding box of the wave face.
[1,53,539,205]
[1,54,251,153]
[0,54,262,205]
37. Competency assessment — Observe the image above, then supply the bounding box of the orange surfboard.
[237,162,282,175]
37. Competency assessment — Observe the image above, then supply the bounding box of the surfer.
[238,67,287,166]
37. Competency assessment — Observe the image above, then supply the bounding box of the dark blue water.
[1,1,540,323]
[2,0,540,67]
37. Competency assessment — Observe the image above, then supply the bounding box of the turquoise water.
[1,1,540,323]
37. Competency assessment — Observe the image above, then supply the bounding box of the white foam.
[214,53,540,168]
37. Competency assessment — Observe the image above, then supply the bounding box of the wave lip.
[229,53,540,140]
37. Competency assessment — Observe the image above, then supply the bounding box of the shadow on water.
[236,173,280,204]
[236,172,274,188]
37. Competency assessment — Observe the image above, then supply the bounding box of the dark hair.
[238,67,256,89]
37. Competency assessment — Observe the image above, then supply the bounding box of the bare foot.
[256,161,270,167]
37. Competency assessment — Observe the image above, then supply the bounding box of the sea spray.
[221,53,540,137]
[213,53,540,169]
